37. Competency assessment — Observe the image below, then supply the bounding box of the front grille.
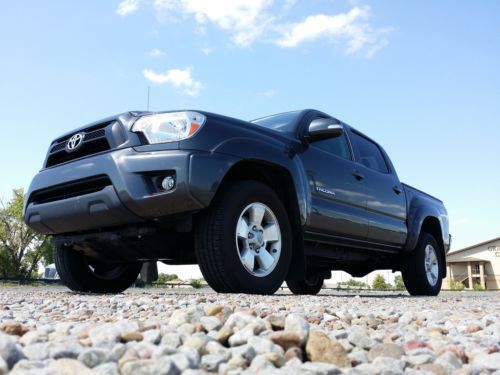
[45,122,113,168]
[29,175,112,205]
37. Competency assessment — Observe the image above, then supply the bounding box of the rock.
[121,331,143,343]
[161,332,181,349]
[49,342,83,359]
[348,349,368,365]
[216,326,233,345]
[404,354,433,366]
[49,358,93,374]
[121,357,178,375]
[284,314,310,346]
[170,349,200,371]
[416,363,447,375]
[229,344,256,363]
[347,332,374,350]
[0,333,26,369]
[9,359,47,374]
[0,357,7,375]
[266,315,286,331]
[368,343,404,361]
[20,331,49,346]
[265,351,285,367]
[0,321,29,337]
[93,362,119,375]
[285,346,303,362]
[300,361,342,374]
[77,348,108,368]
[403,339,429,351]
[118,348,139,369]
[142,329,161,345]
[89,324,121,347]
[248,336,284,356]
[399,313,415,324]
[305,331,350,368]
[23,343,50,361]
[228,325,255,347]
[169,310,189,326]
[435,351,461,373]
[226,354,249,371]
[205,341,228,357]
[472,352,500,372]
[371,356,405,374]
[249,354,274,372]
[205,305,224,316]
[108,343,127,362]
[200,316,222,332]
[201,354,226,371]
[182,335,209,352]
[269,331,301,350]
[465,324,482,333]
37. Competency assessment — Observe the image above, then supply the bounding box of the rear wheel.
[287,268,324,295]
[54,245,142,293]
[401,232,443,296]
[195,180,292,294]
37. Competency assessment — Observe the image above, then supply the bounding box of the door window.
[351,132,389,173]
[312,133,351,160]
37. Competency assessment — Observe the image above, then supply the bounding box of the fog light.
[161,176,176,191]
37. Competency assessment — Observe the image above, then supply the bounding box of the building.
[444,237,500,290]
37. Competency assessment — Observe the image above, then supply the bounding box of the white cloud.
[143,67,202,96]
[276,6,390,57]
[120,1,391,57]
[200,47,214,55]
[262,89,278,97]
[150,48,166,57]
[154,0,274,47]
[116,0,141,16]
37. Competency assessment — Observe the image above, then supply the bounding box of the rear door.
[300,119,369,241]
[348,130,407,246]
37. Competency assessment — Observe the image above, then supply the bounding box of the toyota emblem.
[66,133,84,152]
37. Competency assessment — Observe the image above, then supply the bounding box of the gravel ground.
[0,286,499,374]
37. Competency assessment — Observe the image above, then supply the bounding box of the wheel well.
[421,217,446,278]
[218,160,305,280]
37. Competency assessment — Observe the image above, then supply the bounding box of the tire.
[54,245,142,293]
[401,232,443,296]
[195,180,292,294]
[287,268,324,295]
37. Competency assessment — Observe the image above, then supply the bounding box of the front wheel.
[286,269,324,295]
[401,232,443,296]
[54,245,142,293]
[195,180,292,294]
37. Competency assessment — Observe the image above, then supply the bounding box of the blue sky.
[0,0,499,257]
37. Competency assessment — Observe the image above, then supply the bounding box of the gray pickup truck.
[24,109,450,295]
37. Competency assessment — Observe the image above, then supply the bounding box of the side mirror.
[307,118,344,141]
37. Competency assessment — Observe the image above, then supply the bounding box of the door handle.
[352,170,365,181]
[393,186,402,195]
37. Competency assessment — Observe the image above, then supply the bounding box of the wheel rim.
[84,257,128,281]
[424,244,439,286]
[235,202,282,277]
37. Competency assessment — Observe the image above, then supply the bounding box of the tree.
[394,275,406,290]
[372,274,391,290]
[0,189,50,279]
[156,273,179,283]
[338,278,370,289]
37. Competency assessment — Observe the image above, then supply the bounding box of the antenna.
[147,86,150,111]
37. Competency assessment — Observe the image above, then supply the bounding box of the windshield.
[250,111,301,135]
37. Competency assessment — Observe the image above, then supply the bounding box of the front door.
[300,126,369,241]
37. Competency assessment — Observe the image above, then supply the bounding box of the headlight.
[132,111,206,144]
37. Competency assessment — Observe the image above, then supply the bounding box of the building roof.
[448,237,500,255]
[446,256,490,263]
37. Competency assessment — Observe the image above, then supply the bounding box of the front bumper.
[24,148,238,234]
